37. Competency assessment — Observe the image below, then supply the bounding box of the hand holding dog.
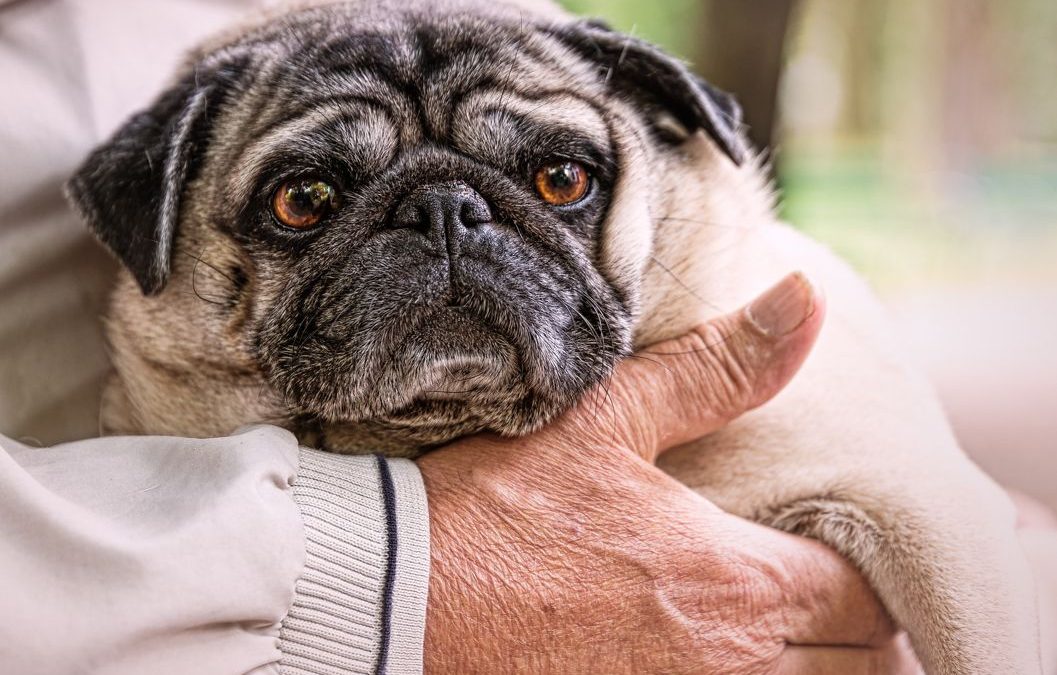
[420,273,921,674]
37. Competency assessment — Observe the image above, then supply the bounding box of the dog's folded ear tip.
[132,260,170,296]
[727,138,750,167]
[118,253,171,297]
[582,18,612,31]
[64,165,90,203]
[64,164,169,296]
[554,19,747,168]
[137,277,168,297]
[709,138,749,167]
[64,56,245,300]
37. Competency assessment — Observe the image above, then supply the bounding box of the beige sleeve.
[1,2,429,671]
[0,0,278,446]
[282,450,430,675]
[0,427,430,675]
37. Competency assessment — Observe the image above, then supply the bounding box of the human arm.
[421,272,920,674]
[1,272,914,675]
[0,427,429,675]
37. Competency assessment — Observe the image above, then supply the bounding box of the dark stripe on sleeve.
[374,453,399,675]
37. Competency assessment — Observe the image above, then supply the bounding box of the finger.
[1008,490,1057,529]
[580,271,824,463]
[744,522,896,648]
[1019,530,1057,675]
[776,635,923,675]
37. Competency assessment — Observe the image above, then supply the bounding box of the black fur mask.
[67,0,744,454]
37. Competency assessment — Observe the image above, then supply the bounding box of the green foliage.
[557,0,1057,289]
[558,0,701,59]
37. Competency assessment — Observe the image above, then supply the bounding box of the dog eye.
[533,162,590,206]
[272,178,340,229]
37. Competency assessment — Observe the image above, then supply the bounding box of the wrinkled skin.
[71,1,694,454]
[420,275,924,674]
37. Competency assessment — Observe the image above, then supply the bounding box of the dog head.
[68,0,751,453]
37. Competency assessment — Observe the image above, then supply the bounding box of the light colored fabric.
[1,7,432,671]
[281,452,429,675]
[0,0,274,445]
[385,458,431,673]
[0,426,304,675]
[0,427,432,675]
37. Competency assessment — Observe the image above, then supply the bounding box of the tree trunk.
[694,0,799,153]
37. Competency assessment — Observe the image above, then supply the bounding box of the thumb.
[565,272,825,463]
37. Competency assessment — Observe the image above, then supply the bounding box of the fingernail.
[745,272,817,337]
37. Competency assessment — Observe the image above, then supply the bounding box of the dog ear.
[66,58,246,295]
[551,19,748,165]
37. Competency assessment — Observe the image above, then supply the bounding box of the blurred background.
[1,0,1053,508]
[563,0,1057,508]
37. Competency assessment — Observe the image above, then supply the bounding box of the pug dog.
[66,0,1041,672]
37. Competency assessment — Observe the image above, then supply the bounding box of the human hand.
[420,272,920,674]
[1010,491,1057,675]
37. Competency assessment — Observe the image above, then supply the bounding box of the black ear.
[550,20,748,165]
[66,58,246,295]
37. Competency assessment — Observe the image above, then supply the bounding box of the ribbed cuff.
[384,458,430,673]
[280,450,430,675]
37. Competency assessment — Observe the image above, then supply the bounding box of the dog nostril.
[388,183,491,237]
[392,202,414,228]
[391,202,428,232]
[460,197,491,227]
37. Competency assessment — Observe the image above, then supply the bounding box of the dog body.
[69,1,1040,672]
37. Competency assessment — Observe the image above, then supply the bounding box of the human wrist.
[281,449,430,675]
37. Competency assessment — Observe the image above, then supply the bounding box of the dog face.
[68,0,747,453]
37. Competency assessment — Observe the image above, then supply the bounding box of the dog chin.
[292,313,517,454]
[364,307,521,413]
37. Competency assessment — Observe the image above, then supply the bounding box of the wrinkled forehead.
[219,9,615,198]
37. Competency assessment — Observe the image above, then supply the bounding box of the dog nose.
[390,182,492,251]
